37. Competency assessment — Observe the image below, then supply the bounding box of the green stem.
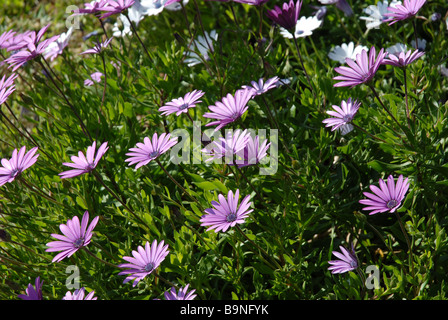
[369,85,401,128]
[394,211,414,277]
[291,33,316,99]
[83,247,117,268]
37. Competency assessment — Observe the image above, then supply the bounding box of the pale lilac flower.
[0,146,39,187]
[125,133,178,169]
[242,76,279,97]
[322,98,360,135]
[80,37,113,55]
[328,244,358,274]
[359,175,410,215]
[233,0,270,5]
[333,46,386,88]
[386,42,407,55]
[76,0,110,15]
[63,287,98,300]
[0,30,16,49]
[203,88,253,131]
[164,284,197,300]
[328,42,369,64]
[46,211,100,263]
[382,48,424,67]
[265,0,302,31]
[2,30,33,51]
[17,277,43,300]
[139,0,179,16]
[0,73,18,105]
[43,27,74,61]
[238,135,270,168]
[118,239,170,287]
[59,141,109,179]
[99,0,136,19]
[5,24,59,71]
[318,0,353,17]
[158,90,205,116]
[84,72,104,86]
[202,129,250,163]
[384,0,426,25]
[411,38,426,51]
[200,189,253,233]
[184,30,218,67]
[360,1,402,30]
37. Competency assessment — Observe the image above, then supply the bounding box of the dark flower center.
[179,103,189,110]
[144,262,155,272]
[386,199,399,209]
[226,213,237,222]
[342,114,353,122]
[73,238,84,248]
[149,151,159,158]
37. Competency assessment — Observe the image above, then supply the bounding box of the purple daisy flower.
[203,88,253,131]
[46,211,100,263]
[59,141,109,179]
[76,0,110,15]
[80,37,113,55]
[328,244,359,274]
[84,72,104,86]
[238,135,271,168]
[0,146,39,187]
[118,239,170,287]
[158,89,205,116]
[0,73,18,106]
[125,132,178,169]
[200,189,253,233]
[242,76,279,97]
[99,0,136,19]
[333,46,386,88]
[63,288,97,300]
[202,129,250,164]
[2,30,33,52]
[164,284,197,300]
[318,0,353,17]
[0,30,16,50]
[382,48,424,67]
[322,98,360,134]
[265,0,302,31]
[359,175,410,215]
[17,277,43,300]
[384,0,426,25]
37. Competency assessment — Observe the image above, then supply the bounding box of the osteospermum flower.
[322,98,360,135]
[125,132,178,169]
[203,88,253,131]
[0,30,16,49]
[279,15,322,39]
[63,288,97,300]
[0,146,39,187]
[2,30,33,52]
[266,0,302,31]
[382,48,424,67]
[80,37,113,55]
[17,277,43,300]
[59,141,109,179]
[46,211,99,262]
[200,189,253,233]
[158,90,205,116]
[318,0,353,16]
[242,76,279,97]
[43,27,73,61]
[84,72,104,86]
[202,129,251,163]
[238,135,270,168]
[184,30,218,67]
[0,73,18,106]
[98,0,136,19]
[384,0,426,24]
[328,244,358,274]
[359,175,410,215]
[76,0,109,15]
[328,42,369,64]
[333,46,386,88]
[118,239,170,287]
[360,1,402,29]
[233,0,269,5]
[164,284,197,300]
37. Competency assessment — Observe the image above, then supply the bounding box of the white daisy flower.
[279,16,323,39]
[183,30,218,67]
[386,43,407,55]
[360,1,402,30]
[43,27,73,61]
[328,42,369,64]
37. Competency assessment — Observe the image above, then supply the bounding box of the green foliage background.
[1,0,448,300]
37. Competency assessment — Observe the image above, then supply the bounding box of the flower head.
[242,76,279,97]
[63,287,97,300]
[77,0,110,15]
[359,175,410,215]
[328,42,369,64]
[360,1,402,29]
[203,88,252,131]
[384,0,426,24]
[238,135,271,168]
[382,48,424,67]
[164,284,197,300]
[318,0,353,16]
[184,30,218,67]
[0,73,18,106]
[118,239,170,287]
[0,146,39,187]
[279,16,322,39]
[125,133,178,169]
[333,46,386,88]
[84,72,104,86]
[17,277,43,300]
[0,30,16,50]
[266,0,302,31]
[200,189,253,233]
[43,27,74,61]
[202,129,250,164]
[158,90,205,116]
[328,244,358,274]
[99,0,136,19]
[80,37,113,55]
[46,211,99,263]
[59,141,109,179]
[322,98,360,135]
